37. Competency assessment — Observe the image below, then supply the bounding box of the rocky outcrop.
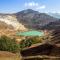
[21,43,60,57]
[0,14,27,31]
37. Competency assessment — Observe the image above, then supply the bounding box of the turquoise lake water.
[16,31,44,36]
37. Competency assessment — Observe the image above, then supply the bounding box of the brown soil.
[0,51,16,57]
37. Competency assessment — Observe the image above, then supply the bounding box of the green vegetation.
[0,35,20,53]
[0,34,48,51]
[20,36,46,49]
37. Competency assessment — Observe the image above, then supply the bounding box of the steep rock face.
[0,14,27,31]
[0,21,14,36]
[0,21,13,29]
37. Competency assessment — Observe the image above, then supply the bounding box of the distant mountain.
[48,13,60,19]
[0,9,59,31]
[42,19,60,30]
[15,9,59,29]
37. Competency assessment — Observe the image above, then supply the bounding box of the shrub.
[20,36,45,49]
[0,35,20,53]
[20,39,33,48]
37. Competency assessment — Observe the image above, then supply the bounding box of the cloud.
[36,5,46,10]
[25,2,39,7]
[24,2,46,10]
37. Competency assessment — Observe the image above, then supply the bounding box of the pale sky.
[0,0,60,13]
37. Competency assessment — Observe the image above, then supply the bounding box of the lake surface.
[16,31,44,36]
